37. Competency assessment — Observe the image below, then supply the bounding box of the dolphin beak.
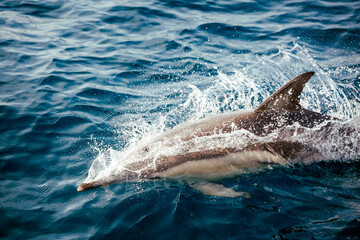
[77,181,103,192]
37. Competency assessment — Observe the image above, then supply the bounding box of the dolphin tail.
[255,71,314,112]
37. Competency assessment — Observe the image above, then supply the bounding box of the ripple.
[71,104,113,117]
[52,58,88,68]
[115,71,145,79]
[109,6,177,19]
[160,1,266,13]
[0,39,15,46]
[147,73,183,83]
[39,75,73,88]
[76,87,139,104]
[103,16,134,24]
[285,1,351,16]
[179,28,197,36]
[198,22,270,40]
[165,40,182,50]
[0,2,60,17]
[53,116,91,130]
[0,106,36,133]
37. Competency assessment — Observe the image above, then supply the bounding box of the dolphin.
[77,72,357,196]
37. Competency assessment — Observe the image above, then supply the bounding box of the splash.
[84,43,360,183]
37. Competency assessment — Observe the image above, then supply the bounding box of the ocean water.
[1,0,360,239]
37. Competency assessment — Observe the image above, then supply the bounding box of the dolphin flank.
[78,72,357,196]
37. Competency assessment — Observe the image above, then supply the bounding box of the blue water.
[1,0,360,239]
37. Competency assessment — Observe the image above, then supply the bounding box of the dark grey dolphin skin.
[77,72,339,192]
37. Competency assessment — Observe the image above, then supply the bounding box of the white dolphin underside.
[154,150,286,180]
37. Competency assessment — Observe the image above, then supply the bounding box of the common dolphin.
[78,72,357,196]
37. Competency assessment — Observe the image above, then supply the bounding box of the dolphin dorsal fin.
[255,71,314,112]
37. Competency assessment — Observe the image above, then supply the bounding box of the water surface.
[1,0,360,239]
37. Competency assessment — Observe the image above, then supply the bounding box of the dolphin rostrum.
[78,72,357,197]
